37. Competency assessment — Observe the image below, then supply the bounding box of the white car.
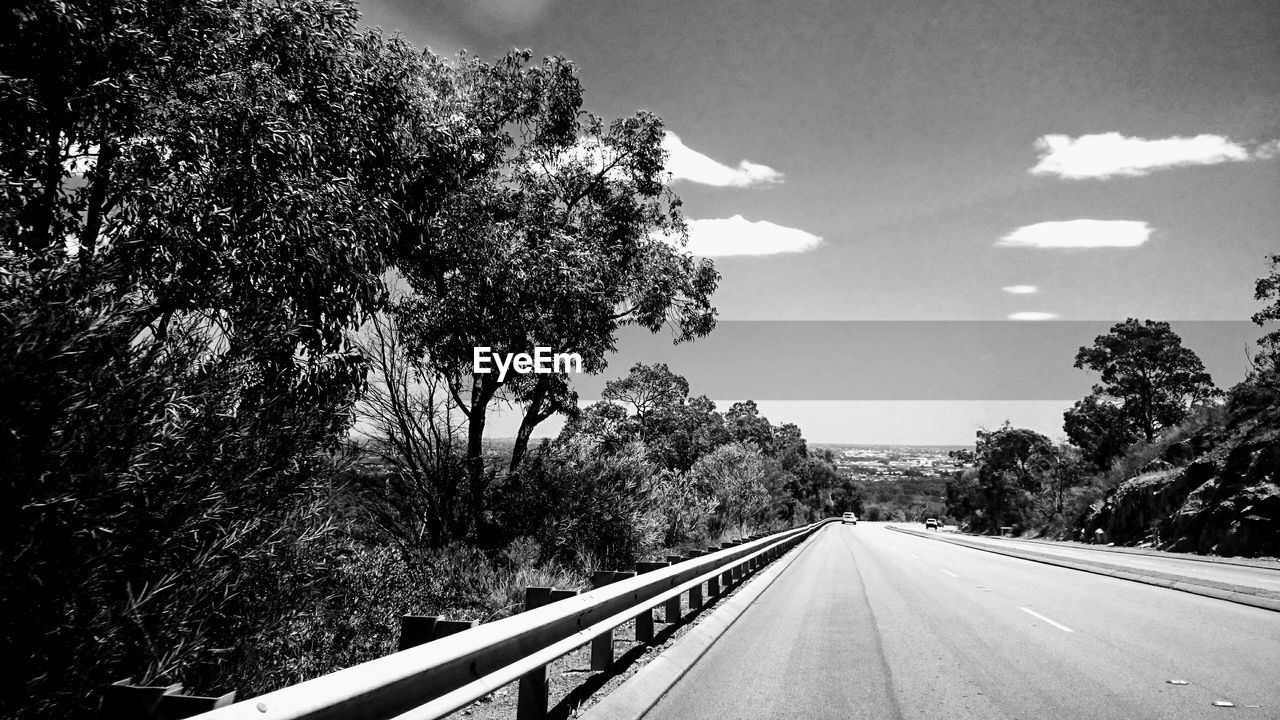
[842,512,857,525]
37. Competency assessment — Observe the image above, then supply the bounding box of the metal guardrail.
[187,519,836,720]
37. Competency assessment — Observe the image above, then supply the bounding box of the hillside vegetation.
[944,255,1280,558]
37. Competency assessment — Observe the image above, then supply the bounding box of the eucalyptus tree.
[1253,253,1280,371]
[601,362,691,441]
[1,1,492,713]
[394,53,718,532]
[1071,319,1219,444]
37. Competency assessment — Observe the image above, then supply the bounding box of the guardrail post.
[398,615,439,651]
[590,571,619,670]
[662,556,683,622]
[517,587,555,720]
[433,619,476,639]
[549,588,578,602]
[99,679,234,720]
[156,691,236,719]
[683,553,706,607]
[635,561,669,634]
[99,679,183,720]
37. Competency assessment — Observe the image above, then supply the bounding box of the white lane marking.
[1019,607,1074,633]
[940,569,958,578]
[909,553,920,559]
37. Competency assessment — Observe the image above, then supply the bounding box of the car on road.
[925,518,940,530]
[842,512,857,525]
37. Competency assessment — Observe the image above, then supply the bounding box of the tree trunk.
[465,374,499,537]
[509,377,562,472]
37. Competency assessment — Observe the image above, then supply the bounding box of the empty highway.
[646,522,1280,719]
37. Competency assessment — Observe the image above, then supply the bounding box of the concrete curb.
[887,525,1280,614]
[579,526,826,720]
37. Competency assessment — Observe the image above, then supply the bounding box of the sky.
[358,0,1280,444]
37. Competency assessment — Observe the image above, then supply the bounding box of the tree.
[1251,253,1280,379]
[0,1,489,714]
[559,401,636,453]
[1063,392,1142,470]
[1073,319,1219,443]
[650,394,731,472]
[350,310,469,549]
[725,400,776,451]
[972,424,1055,532]
[601,362,691,440]
[652,469,718,546]
[689,442,771,536]
[393,53,718,532]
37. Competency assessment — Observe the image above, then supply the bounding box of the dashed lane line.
[1019,606,1074,633]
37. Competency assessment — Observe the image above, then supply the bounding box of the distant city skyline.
[362,0,1280,444]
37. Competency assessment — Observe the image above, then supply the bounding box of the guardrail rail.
[174,519,836,720]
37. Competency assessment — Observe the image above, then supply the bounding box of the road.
[645,522,1280,719]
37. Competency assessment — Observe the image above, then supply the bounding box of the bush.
[1100,402,1228,488]
[0,265,362,717]
[495,438,664,570]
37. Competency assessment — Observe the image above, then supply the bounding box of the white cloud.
[1256,139,1280,160]
[679,215,822,256]
[1029,132,1252,179]
[663,132,783,187]
[1002,285,1038,294]
[1008,312,1060,321]
[998,219,1151,249]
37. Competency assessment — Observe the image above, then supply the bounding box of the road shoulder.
[887,526,1280,614]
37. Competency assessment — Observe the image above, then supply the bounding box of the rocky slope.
[1084,383,1280,558]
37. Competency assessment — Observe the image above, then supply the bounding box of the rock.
[1083,396,1280,558]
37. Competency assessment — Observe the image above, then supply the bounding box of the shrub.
[495,438,664,570]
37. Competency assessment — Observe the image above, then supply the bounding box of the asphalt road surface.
[645,522,1280,719]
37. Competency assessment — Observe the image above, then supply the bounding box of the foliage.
[1253,253,1280,354]
[688,442,772,535]
[944,423,1085,534]
[0,267,360,717]
[559,364,837,537]
[1063,392,1141,470]
[1071,319,1220,446]
[651,469,719,546]
[1248,253,1280,387]
[0,1,487,715]
[349,310,470,548]
[602,362,691,440]
[854,476,946,522]
[391,55,719,525]
[494,438,665,569]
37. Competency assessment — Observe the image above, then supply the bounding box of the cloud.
[1029,133,1254,179]
[663,132,783,187]
[1002,285,1038,294]
[998,219,1151,249]
[1008,312,1059,321]
[1256,139,1280,160]
[679,215,822,256]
